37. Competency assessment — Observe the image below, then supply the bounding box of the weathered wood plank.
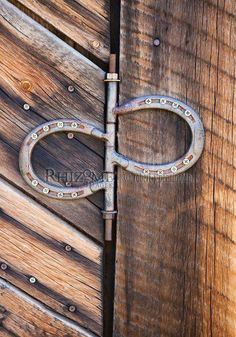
[0,278,97,337]
[12,0,110,62]
[0,139,104,242]
[114,1,236,337]
[0,0,106,242]
[0,178,102,335]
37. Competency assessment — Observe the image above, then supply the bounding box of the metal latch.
[19,55,204,241]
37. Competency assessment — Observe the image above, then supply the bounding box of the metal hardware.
[67,85,75,93]
[68,305,76,313]
[23,103,30,111]
[0,263,8,271]
[64,244,72,252]
[153,38,161,46]
[29,276,37,284]
[19,54,204,241]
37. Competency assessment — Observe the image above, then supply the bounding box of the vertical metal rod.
[102,54,119,241]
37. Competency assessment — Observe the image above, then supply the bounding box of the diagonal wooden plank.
[0,278,97,337]
[114,1,236,337]
[0,178,103,335]
[12,0,110,62]
[0,0,106,242]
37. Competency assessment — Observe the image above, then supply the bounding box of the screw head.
[32,180,38,187]
[185,110,191,117]
[71,122,78,128]
[57,121,64,128]
[67,85,75,93]
[145,98,152,105]
[23,103,30,111]
[43,125,50,132]
[68,305,76,313]
[0,263,8,271]
[171,166,177,173]
[71,192,78,198]
[43,187,49,194]
[67,132,74,139]
[143,169,149,175]
[183,158,190,165]
[31,133,38,140]
[160,98,166,104]
[65,244,72,252]
[57,192,64,198]
[153,38,161,46]
[172,102,178,108]
[29,276,36,284]
[157,170,164,176]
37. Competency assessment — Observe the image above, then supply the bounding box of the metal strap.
[19,63,204,240]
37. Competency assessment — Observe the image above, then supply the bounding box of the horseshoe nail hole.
[119,109,191,164]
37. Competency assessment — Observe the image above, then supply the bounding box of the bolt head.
[171,166,177,173]
[23,103,30,111]
[172,102,178,108]
[185,110,191,117]
[43,125,50,132]
[68,305,76,313]
[57,122,64,128]
[71,122,78,128]
[65,245,72,252]
[29,276,36,284]
[183,158,190,165]
[145,98,152,105]
[0,263,8,271]
[153,38,161,46]
[160,98,166,104]
[32,180,38,187]
[43,187,49,194]
[67,85,75,93]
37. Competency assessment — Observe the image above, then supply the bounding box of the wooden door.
[0,1,235,337]
[0,0,110,336]
[114,1,236,337]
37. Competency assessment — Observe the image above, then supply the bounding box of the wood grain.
[12,0,110,62]
[0,0,106,242]
[0,178,102,335]
[114,1,236,337]
[0,278,97,337]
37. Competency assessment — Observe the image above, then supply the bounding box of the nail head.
[0,263,8,271]
[68,305,76,313]
[67,85,75,93]
[153,38,161,47]
[29,276,36,284]
[23,103,30,111]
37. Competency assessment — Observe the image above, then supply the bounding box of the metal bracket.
[19,56,204,240]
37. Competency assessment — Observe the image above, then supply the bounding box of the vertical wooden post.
[114,1,236,337]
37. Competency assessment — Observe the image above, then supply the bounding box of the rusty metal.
[19,54,205,241]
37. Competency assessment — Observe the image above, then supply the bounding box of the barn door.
[1,1,235,337]
[0,0,111,336]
